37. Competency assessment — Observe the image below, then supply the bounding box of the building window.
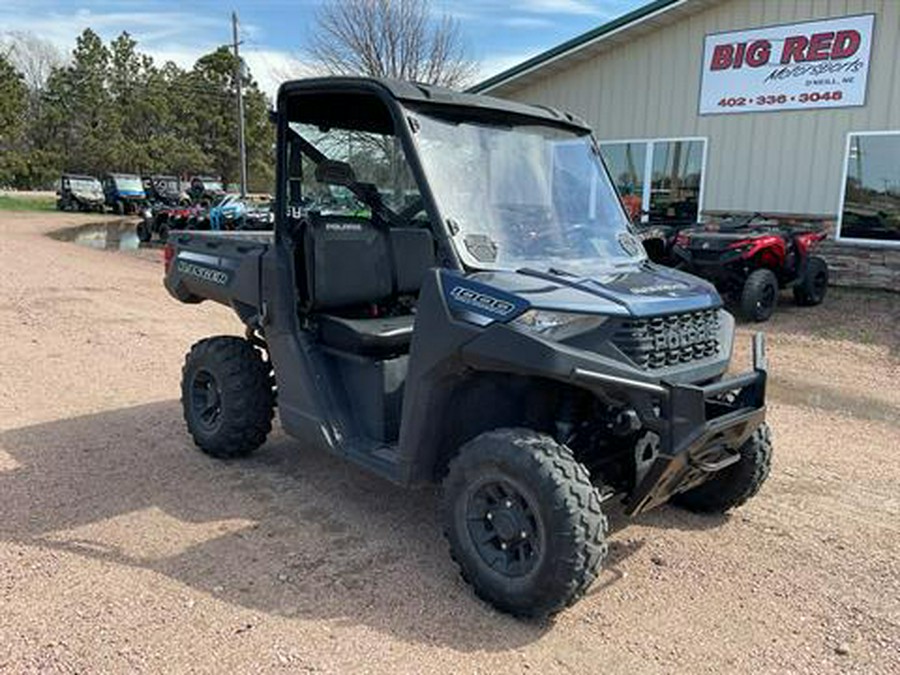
[600,138,706,225]
[838,132,900,245]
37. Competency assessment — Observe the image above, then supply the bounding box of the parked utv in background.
[56,174,105,212]
[142,175,189,206]
[102,173,147,215]
[671,214,829,322]
[164,77,772,618]
[188,176,226,205]
[207,194,273,231]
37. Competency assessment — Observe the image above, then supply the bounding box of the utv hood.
[74,191,104,202]
[471,263,721,317]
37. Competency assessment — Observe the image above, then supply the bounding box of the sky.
[0,0,648,98]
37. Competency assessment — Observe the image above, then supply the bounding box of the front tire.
[671,423,773,514]
[793,256,828,306]
[181,336,275,459]
[442,428,608,618]
[740,269,778,322]
[136,220,152,243]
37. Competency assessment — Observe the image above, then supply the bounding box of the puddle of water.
[48,220,154,252]
[768,378,898,425]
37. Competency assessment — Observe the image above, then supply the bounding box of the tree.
[0,31,63,92]
[0,52,27,143]
[0,52,30,186]
[4,28,275,191]
[308,0,476,88]
[183,46,274,192]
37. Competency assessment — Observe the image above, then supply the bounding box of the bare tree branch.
[308,0,477,89]
[0,31,63,92]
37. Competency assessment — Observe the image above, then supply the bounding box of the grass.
[0,194,58,212]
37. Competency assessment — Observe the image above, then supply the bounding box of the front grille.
[613,309,720,370]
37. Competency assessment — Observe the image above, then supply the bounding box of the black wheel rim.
[758,284,776,313]
[190,369,223,433]
[466,479,542,578]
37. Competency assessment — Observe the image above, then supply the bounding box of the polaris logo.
[325,222,364,232]
[653,323,715,351]
[176,260,229,286]
[450,286,516,316]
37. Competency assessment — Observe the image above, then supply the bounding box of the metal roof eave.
[469,0,691,94]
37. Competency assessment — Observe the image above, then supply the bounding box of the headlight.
[511,310,606,341]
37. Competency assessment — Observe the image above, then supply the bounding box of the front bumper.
[626,333,767,515]
[573,333,767,516]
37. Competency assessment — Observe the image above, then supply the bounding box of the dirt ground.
[1,211,898,674]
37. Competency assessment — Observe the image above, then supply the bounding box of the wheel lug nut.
[486,512,493,521]
[500,542,507,550]
[504,500,512,508]
[520,530,527,539]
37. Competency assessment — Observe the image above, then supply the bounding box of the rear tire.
[181,336,275,459]
[671,423,772,514]
[793,256,828,306]
[441,428,608,618]
[740,269,778,322]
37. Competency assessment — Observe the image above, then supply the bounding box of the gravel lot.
[1,211,898,674]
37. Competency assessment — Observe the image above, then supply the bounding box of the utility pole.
[232,11,248,197]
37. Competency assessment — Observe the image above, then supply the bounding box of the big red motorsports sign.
[699,14,875,115]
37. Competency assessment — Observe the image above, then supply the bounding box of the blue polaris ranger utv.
[163,78,772,618]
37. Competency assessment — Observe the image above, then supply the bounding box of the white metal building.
[472,0,900,289]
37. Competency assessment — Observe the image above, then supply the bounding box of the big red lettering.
[745,40,771,67]
[832,29,861,58]
[781,35,808,64]
[807,32,835,61]
[711,44,733,70]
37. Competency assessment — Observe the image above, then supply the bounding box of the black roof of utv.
[277,77,591,133]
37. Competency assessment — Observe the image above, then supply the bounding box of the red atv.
[137,204,203,244]
[671,214,829,322]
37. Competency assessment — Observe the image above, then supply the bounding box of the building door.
[600,138,706,225]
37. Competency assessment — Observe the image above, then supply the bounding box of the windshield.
[212,194,236,208]
[154,177,179,193]
[412,111,642,270]
[114,176,144,192]
[70,178,101,192]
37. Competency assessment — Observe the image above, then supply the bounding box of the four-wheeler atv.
[56,174,105,212]
[671,214,829,322]
[163,77,773,618]
[102,173,147,215]
[137,203,202,243]
[634,219,697,266]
